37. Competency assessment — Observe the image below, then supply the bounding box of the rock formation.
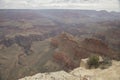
[19,60,120,80]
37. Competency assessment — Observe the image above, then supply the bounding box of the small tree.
[87,54,99,68]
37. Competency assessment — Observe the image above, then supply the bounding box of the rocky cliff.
[19,60,120,80]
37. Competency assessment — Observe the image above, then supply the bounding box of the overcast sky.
[0,0,120,12]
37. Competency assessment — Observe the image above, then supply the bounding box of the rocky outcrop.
[70,60,120,80]
[80,58,89,69]
[19,71,80,80]
[19,60,120,80]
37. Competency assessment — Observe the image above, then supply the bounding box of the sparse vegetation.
[100,57,112,69]
[87,55,112,69]
[102,57,112,65]
[87,55,99,68]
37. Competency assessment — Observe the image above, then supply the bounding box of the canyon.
[0,10,120,80]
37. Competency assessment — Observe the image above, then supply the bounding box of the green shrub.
[87,55,99,68]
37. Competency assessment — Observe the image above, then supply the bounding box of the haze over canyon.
[0,0,120,12]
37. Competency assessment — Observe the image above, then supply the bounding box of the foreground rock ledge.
[19,60,120,80]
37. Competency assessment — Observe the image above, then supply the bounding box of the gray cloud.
[0,0,120,12]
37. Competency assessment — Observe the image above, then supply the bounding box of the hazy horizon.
[0,0,120,12]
